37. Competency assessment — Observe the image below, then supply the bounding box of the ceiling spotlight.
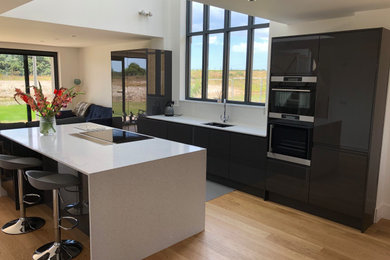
[248,0,256,1]
[138,10,152,17]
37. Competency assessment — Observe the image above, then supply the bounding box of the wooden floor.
[1,191,390,259]
[0,196,90,260]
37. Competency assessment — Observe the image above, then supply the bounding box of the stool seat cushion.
[0,154,41,170]
[26,171,80,190]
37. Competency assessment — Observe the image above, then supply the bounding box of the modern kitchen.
[0,0,390,260]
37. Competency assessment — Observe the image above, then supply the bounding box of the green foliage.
[0,54,52,77]
[125,63,146,76]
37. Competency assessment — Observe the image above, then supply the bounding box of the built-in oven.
[268,76,316,123]
[267,119,313,166]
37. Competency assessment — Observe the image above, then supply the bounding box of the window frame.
[185,0,269,106]
[0,48,59,122]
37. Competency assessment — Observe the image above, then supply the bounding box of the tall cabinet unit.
[268,28,390,231]
[310,28,390,231]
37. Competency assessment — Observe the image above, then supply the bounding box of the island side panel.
[88,149,206,260]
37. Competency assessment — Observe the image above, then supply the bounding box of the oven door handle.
[268,124,274,152]
[271,88,311,93]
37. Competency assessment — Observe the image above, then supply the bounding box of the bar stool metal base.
[33,240,83,260]
[1,217,45,235]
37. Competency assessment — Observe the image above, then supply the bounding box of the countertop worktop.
[0,123,203,175]
[147,115,267,137]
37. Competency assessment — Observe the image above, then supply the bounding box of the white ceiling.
[0,17,151,48]
[195,0,390,23]
[0,0,31,15]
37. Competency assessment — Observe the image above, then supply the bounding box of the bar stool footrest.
[23,193,41,205]
[59,216,79,230]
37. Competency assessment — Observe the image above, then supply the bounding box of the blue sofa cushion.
[85,104,112,121]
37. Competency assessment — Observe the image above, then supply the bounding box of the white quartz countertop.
[0,123,204,175]
[147,115,267,137]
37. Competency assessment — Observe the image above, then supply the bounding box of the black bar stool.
[26,170,83,260]
[0,154,45,235]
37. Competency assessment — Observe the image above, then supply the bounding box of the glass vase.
[40,115,56,136]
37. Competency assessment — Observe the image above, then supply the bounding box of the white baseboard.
[375,203,390,222]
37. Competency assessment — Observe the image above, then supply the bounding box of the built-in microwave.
[268,76,317,123]
[267,119,313,166]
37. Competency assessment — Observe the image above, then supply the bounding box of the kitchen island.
[0,123,206,260]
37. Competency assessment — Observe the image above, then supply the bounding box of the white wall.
[78,40,152,107]
[3,0,166,38]
[0,41,80,90]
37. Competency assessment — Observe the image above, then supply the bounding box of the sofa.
[56,103,122,128]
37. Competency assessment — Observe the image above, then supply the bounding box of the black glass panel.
[271,36,319,76]
[82,129,151,144]
[271,123,311,159]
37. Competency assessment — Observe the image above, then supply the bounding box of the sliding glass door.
[111,54,147,122]
[0,49,58,123]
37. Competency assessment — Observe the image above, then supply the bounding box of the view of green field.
[111,73,147,119]
[190,69,267,103]
[0,54,55,123]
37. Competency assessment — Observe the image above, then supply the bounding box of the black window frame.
[185,0,270,106]
[0,48,59,122]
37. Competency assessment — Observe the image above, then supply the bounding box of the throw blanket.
[72,102,91,117]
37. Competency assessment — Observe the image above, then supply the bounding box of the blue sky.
[191,2,269,71]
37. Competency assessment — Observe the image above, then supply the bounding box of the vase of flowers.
[14,83,80,136]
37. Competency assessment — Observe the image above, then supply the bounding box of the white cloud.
[209,36,218,44]
[232,42,247,53]
[254,41,268,53]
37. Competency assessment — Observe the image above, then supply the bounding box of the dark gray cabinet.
[230,133,267,190]
[270,28,390,231]
[138,118,268,195]
[137,117,167,139]
[310,146,367,218]
[314,30,380,151]
[166,122,192,145]
[266,159,309,203]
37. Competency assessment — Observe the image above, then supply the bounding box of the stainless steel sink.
[203,122,234,128]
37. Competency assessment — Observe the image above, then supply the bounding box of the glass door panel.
[0,54,28,122]
[124,57,146,120]
[111,59,123,117]
[28,55,55,120]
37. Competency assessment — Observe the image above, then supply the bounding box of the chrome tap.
[220,98,229,123]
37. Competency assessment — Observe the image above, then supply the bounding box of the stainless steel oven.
[268,76,316,123]
[267,119,313,166]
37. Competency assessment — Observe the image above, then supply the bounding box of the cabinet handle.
[312,59,317,71]
[268,124,274,152]
[272,88,311,93]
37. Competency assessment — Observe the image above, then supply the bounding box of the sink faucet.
[220,98,229,123]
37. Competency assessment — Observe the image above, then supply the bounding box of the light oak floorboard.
[147,191,390,260]
[2,191,390,260]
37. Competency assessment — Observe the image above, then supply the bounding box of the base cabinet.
[230,133,267,190]
[266,159,309,203]
[138,118,267,195]
[309,146,368,218]
[137,117,167,139]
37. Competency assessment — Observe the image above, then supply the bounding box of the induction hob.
[81,129,152,144]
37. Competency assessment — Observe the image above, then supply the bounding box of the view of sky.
[191,2,269,71]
